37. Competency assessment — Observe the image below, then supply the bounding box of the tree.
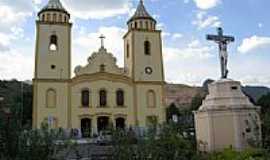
[0,101,22,160]
[257,93,270,150]
[112,123,199,160]
[0,98,71,160]
[190,94,204,111]
[18,124,70,160]
[166,103,179,123]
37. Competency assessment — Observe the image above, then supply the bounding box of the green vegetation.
[205,148,270,160]
[0,97,69,160]
[0,80,32,127]
[257,93,270,150]
[111,124,269,160]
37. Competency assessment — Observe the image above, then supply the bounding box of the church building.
[32,0,166,137]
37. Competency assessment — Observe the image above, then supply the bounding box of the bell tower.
[34,0,72,79]
[123,0,166,127]
[33,0,71,129]
[124,0,164,82]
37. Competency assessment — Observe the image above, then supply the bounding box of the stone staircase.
[55,144,113,160]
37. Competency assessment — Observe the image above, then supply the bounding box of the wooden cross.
[207,27,235,79]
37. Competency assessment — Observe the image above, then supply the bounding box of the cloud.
[0,49,33,80]
[172,33,183,39]
[162,32,171,38]
[237,36,270,54]
[242,76,270,86]
[192,11,221,29]
[0,43,9,52]
[162,39,218,85]
[0,1,34,32]
[0,26,25,52]
[61,0,132,20]
[164,40,214,62]
[184,0,190,4]
[193,0,221,10]
[0,32,11,48]
[258,23,263,28]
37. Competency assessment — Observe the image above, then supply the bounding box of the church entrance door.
[81,118,91,138]
[97,116,110,133]
[116,118,126,130]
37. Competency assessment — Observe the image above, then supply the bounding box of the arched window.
[152,22,155,30]
[145,21,149,29]
[42,14,45,21]
[116,89,124,106]
[126,44,130,58]
[144,40,151,55]
[140,21,143,28]
[47,13,51,21]
[64,16,68,22]
[115,117,125,129]
[99,90,107,107]
[147,90,156,108]
[53,13,57,22]
[135,22,137,29]
[81,90,90,107]
[46,89,56,108]
[49,35,58,51]
[58,14,62,22]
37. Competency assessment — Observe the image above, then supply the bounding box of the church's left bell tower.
[34,0,72,79]
[33,0,72,129]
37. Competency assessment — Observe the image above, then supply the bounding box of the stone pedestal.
[194,79,261,152]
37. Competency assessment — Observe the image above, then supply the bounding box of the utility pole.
[20,81,24,128]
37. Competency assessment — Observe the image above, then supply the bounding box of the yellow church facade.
[32,0,166,136]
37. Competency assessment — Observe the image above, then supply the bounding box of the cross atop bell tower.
[99,34,106,49]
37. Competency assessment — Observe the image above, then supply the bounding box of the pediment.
[74,48,127,76]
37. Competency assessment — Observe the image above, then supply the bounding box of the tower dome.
[38,0,70,23]
[127,0,156,31]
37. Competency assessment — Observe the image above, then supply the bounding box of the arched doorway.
[97,116,110,133]
[81,118,91,138]
[116,117,126,130]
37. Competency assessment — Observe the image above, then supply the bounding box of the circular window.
[145,67,153,75]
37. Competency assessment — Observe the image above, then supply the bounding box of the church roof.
[128,0,156,23]
[38,0,69,16]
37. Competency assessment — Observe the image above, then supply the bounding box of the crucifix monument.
[207,27,235,79]
[194,27,261,152]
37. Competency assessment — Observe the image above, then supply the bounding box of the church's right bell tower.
[124,0,164,82]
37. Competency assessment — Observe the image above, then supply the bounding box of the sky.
[0,0,269,87]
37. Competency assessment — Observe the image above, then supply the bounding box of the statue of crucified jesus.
[207,27,235,79]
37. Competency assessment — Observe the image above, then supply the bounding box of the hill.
[165,83,206,107]
[165,81,270,107]
[242,86,270,102]
[0,80,32,126]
